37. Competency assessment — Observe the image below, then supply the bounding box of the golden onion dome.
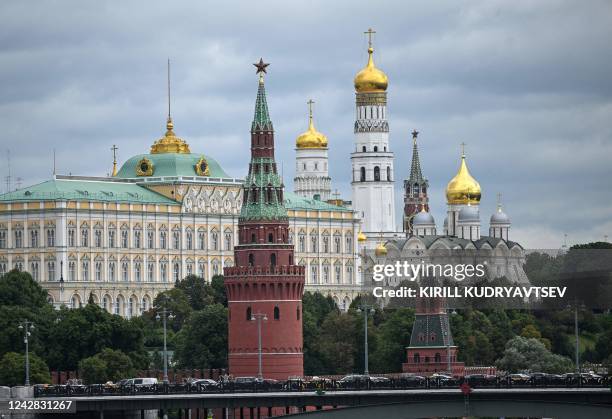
[357,230,367,243]
[354,47,388,93]
[374,241,388,257]
[296,116,328,149]
[446,152,481,205]
[150,117,191,154]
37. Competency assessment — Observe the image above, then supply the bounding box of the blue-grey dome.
[414,210,435,225]
[490,209,510,224]
[458,205,479,222]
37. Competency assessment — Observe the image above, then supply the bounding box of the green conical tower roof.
[251,76,274,132]
[240,66,287,221]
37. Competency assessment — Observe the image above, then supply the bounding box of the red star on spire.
[253,58,270,74]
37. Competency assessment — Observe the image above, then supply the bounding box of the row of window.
[360,145,387,153]
[0,229,55,249]
[357,166,392,182]
[0,260,223,282]
[0,227,356,254]
[68,228,232,251]
[294,234,353,253]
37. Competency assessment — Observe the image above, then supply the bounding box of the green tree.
[78,356,108,385]
[78,349,135,384]
[370,308,414,373]
[318,311,357,374]
[495,336,573,373]
[303,292,339,374]
[0,352,51,386]
[174,304,228,369]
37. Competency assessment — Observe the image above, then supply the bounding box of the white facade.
[0,175,363,316]
[351,95,396,241]
[294,148,331,201]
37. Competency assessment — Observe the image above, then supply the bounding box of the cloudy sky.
[0,0,610,248]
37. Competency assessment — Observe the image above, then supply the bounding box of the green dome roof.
[116,153,230,179]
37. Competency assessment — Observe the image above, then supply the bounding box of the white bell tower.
[350,29,396,242]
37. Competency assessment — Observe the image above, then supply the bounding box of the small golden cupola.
[357,230,367,243]
[150,117,191,154]
[375,240,388,257]
[296,99,328,149]
[354,28,388,93]
[446,144,482,205]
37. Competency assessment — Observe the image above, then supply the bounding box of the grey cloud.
[0,0,610,248]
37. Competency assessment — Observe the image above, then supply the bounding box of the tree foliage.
[0,352,51,386]
[79,348,135,384]
[495,336,573,373]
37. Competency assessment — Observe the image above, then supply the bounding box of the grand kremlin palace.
[0,116,362,317]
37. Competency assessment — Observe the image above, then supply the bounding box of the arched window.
[297,306,301,320]
[246,306,252,321]
[248,253,254,266]
[274,306,280,320]
[268,233,273,243]
[414,353,420,363]
[374,146,378,152]
[374,166,380,181]
[435,353,441,363]
[270,253,276,267]
[387,166,391,181]
[362,146,366,152]
[251,233,256,243]
[360,167,366,182]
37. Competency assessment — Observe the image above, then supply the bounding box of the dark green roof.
[284,192,351,212]
[116,153,230,179]
[0,179,177,204]
[409,313,454,348]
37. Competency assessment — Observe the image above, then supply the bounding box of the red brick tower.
[224,60,305,379]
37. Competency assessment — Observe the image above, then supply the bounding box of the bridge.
[12,388,612,419]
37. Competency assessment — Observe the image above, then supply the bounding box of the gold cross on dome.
[307,99,315,119]
[111,145,118,161]
[364,28,376,48]
[460,142,466,156]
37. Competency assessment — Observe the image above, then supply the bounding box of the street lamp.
[18,320,34,386]
[567,301,585,374]
[156,308,175,383]
[356,304,375,376]
[250,312,268,379]
[59,261,64,308]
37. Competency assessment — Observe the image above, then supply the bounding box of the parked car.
[396,374,427,388]
[232,376,265,391]
[189,378,219,391]
[368,376,392,388]
[507,373,530,385]
[336,374,370,389]
[65,378,87,395]
[305,376,333,390]
[580,372,603,385]
[431,373,457,387]
[122,377,158,392]
[464,374,497,387]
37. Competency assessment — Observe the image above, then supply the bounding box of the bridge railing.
[32,374,611,398]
